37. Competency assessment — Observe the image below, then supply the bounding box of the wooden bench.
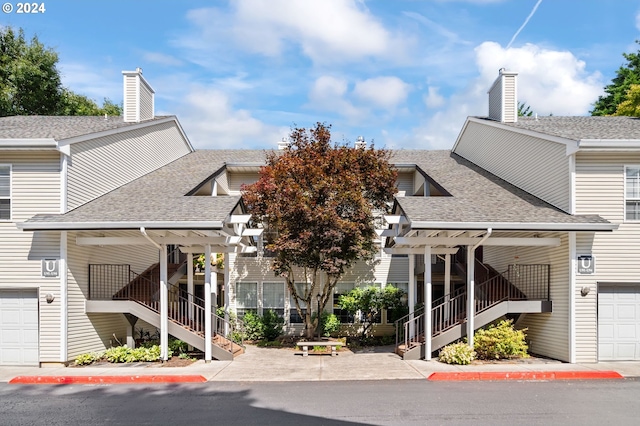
[297,341,340,357]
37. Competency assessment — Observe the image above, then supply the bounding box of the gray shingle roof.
[491,116,640,141]
[24,150,268,228]
[391,150,609,229]
[0,115,173,140]
[23,148,611,231]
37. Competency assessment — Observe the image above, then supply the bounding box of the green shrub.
[439,342,476,365]
[262,309,285,341]
[242,311,265,341]
[74,352,103,366]
[311,311,341,337]
[473,319,528,360]
[104,346,133,363]
[169,338,188,355]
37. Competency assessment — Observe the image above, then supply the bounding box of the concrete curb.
[9,375,207,385]
[427,371,624,381]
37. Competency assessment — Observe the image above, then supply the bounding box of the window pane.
[0,166,9,198]
[627,201,640,221]
[334,283,355,323]
[263,282,285,309]
[0,199,9,220]
[236,282,257,309]
[627,167,640,198]
[289,282,308,323]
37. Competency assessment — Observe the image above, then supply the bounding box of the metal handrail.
[397,263,550,356]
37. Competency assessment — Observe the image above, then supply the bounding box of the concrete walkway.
[2,345,639,383]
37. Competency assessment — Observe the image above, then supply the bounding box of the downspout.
[140,227,161,249]
[467,228,492,348]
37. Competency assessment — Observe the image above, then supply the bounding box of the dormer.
[190,164,260,196]
[395,164,449,197]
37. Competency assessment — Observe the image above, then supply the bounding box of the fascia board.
[56,116,177,147]
[0,138,57,149]
[456,117,580,156]
[578,139,640,151]
[409,221,618,232]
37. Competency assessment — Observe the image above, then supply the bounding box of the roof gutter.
[409,221,618,232]
[17,220,225,231]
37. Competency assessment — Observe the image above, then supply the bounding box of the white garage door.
[598,285,640,361]
[0,289,39,366]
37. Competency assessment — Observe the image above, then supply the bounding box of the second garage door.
[0,289,39,366]
[598,284,640,361]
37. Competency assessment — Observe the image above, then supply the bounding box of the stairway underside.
[401,300,552,361]
[86,300,242,361]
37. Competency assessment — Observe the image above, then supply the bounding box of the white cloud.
[185,0,410,65]
[353,76,410,110]
[424,86,445,108]
[58,62,121,102]
[307,75,363,120]
[475,41,603,115]
[407,42,604,150]
[172,87,287,149]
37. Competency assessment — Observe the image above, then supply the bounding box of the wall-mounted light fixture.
[580,286,591,297]
[45,293,55,304]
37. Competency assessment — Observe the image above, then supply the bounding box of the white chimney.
[355,135,366,149]
[122,68,155,123]
[487,68,518,123]
[278,137,290,150]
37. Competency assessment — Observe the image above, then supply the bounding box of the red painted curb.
[427,371,624,381]
[9,375,207,385]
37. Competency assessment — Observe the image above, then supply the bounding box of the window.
[334,282,355,323]
[289,282,308,324]
[626,166,640,221]
[262,282,285,317]
[0,165,10,221]
[236,282,257,317]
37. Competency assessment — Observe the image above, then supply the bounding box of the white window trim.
[624,165,640,222]
[262,281,286,315]
[0,164,11,222]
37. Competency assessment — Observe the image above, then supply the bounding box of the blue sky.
[2,0,640,150]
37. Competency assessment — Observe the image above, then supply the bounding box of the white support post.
[212,253,218,311]
[424,246,432,360]
[444,253,451,321]
[224,252,230,335]
[187,253,194,322]
[466,245,475,349]
[204,244,212,362]
[409,254,416,339]
[59,231,68,363]
[160,244,169,361]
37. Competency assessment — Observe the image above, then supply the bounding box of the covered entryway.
[0,289,39,366]
[598,284,640,361]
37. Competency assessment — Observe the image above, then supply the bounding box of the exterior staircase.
[395,263,551,360]
[87,262,244,361]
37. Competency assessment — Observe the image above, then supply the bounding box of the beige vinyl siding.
[67,121,191,210]
[228,172,258,194]
[65,231,159,359]
[502,75,517,123]
[215,171,230,195]
[488,80,503,122]
[396,172,414,196]
[454,121,571,212]
[483,232,570,362]
[574,153,640,361]
[139,80,154,121]
[0,152,61,362]
[123,74,138,122]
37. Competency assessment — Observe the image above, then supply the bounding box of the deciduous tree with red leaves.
[242,123,397,337]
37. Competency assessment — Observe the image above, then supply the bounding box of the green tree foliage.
[613,84,640,116]
[592,40,640,116]
[0,26,121,117]
[518,101,533,117]
[338,285,405,337]
[242,123,397,337]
